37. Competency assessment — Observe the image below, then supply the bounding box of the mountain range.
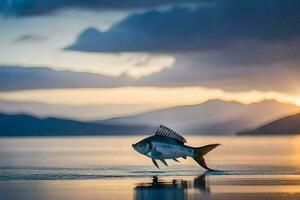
[0,99,299,136]
[239,113,300,135]
[98,99,300,135]
[0,113,153,136]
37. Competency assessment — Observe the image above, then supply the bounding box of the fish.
[132,125,220,171]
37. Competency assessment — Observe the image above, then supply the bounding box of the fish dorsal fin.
[155,125,187,143]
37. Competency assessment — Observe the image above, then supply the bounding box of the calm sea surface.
[1,135,300,200]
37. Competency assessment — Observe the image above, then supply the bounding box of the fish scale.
[150,141,193,159]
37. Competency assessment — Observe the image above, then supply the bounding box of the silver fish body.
[144,136,193,159]
[132,130,219,170]
[132,125,220,171]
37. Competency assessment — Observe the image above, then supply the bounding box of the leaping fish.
[132,125,220,171]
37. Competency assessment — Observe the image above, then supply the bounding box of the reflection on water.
[194,173,210,194]
[1,135,300,168]
[134,173,210,200]
[2,136,300,200]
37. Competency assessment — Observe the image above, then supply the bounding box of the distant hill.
[1,100,299,136]
[97,100,300,135]
[238,113,300,135]
[0,113,153,136]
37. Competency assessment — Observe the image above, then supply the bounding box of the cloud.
[64,0,300,94]
[0,66,132,91]
[136,39,300,93]
[1,1,300,94]
[0,0,201,17]
[1,56,300,95]
[67,0,300,53]
[13,34,46,43]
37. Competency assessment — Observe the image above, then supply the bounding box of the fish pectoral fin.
[152,159,160,168]
[182,156,187,159]
[173,158,180,162]
[159,159,168,166]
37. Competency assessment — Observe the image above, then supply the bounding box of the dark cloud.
[132,38,300,93]
[0,66,132,91]
[67,0,300,52]
[0,0,201,16]
[2,62,300,95]
[64,0,300,94]
[137,51,300,94]
[1,0,300,94]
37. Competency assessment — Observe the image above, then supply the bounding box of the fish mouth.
[132,143,138,152]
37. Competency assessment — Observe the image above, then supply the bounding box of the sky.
[0,0,300,120]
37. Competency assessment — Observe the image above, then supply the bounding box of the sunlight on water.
[1,136,300,200]
[290,135,300,166]
[0,135,298,167]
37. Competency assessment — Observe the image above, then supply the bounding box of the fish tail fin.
[193,144,220,171]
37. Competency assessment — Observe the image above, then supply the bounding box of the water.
[1,136,300,200]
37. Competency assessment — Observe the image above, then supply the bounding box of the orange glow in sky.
[0,87,300,109]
